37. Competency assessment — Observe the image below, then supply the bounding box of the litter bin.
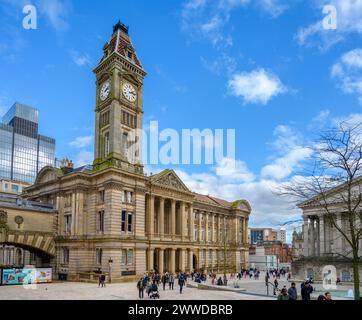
[58,273,68,281]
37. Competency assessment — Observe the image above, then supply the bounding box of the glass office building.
[0,103,56,184]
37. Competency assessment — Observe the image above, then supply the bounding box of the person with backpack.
[169,273,175,290]
[178,273,185,294]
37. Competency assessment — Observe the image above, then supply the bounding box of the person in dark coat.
[301,282,313,301]
[178,274,185,294]
[137,278,145,299]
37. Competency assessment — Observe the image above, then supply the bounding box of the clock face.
[100,81,110,101]
[122,83,137,102]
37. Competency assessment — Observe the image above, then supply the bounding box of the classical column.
[335,214,344,254]
[205,213,209,243]
[180,249,185,272]
[159,197,165,240]
[170,248,176,273]
[211,214,215,243]
[149,195,155,239]
[198,211,202,242]
[71,192,76,235]
[171,200,176,239]
[148,248,154,272]
[158,249,164,274]
[180,202,186,241]
[319,216,325,256]
[188,204,194,240]
[310,218,315,256]
[303,217,309,256]
[189,249,193,272]
[217,215,221,242]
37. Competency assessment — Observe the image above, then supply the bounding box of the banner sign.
[1,268,52,285]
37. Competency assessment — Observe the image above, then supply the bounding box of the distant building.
[0,179,30,195]
[277,228,286,243]
[249,227,287,245]
[0,102,56,184]
[249,246,278,271]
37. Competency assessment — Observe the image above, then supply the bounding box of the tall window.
[121,249,134,265]
[128,213,133,232]
[194,224,198,241]
[104,132,110,157]
[207,227,211,242]
[96,248,103,265]
[121,211,133,234]
[97,211,104,233]
[64,215,72,234]
[62,247,69,264]
[122,132,128,157]
[201,226,205,241]
[123,191,133,203]
[121,210,126,232]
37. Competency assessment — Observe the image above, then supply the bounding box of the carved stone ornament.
[15,216,24,227]
[157,173,187,191]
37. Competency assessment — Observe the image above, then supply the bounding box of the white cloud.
[331,48,362,103]
[74,150,92,167]
[69,136,93,148]
[70,50,91,67]
[181,0,288,48]
[38,0,72,31]
[214,157,255,182]
[228,68,286,105]
[296,0,362,50]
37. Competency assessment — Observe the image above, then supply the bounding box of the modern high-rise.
[0,102,56,184]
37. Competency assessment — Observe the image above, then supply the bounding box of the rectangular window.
[127,250,134,265]
[201,227,204,241]
[64,215,72,234]
[63,247,69,264]
[121,249,127,265]
[127,191,133,203]
[11,184,19,193]
[127,212,133,233]
[122,191,126,203]
[194,224,198,241]
[96,248,102,265]
[97,211,104,233]
[121,210,126,232]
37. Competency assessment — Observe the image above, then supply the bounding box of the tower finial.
[113,20,129,34]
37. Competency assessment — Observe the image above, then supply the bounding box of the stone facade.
[19,23,251,282]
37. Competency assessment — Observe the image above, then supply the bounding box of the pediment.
[35,167,61,185]
[150,170,190,193]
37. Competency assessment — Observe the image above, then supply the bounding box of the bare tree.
[282,122,362,300]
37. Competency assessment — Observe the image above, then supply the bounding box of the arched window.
[15,248,22,266]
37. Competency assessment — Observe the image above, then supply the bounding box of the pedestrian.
[277,288,289,300]
[169,273,174,290]
[137,277,145,299]
[288,282,298,301]
[273,278,279,295]
[161,273,167,291]
[178,274,185,294]
[301,282,313,301]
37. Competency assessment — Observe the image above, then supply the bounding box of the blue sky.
[1,0,362,241]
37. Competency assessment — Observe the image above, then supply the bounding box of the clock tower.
[93,21,146,173]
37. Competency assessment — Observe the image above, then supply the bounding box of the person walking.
[288,282,298,300]
[178,273,185,294]
[161,273,167,291]
[273,278,279,295]
[169,273,174,290]
[137,277,145,299]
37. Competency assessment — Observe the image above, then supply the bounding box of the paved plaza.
[0,281,273,300]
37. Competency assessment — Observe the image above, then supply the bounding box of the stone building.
[292,180,362,282]
[19,22,251,282]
